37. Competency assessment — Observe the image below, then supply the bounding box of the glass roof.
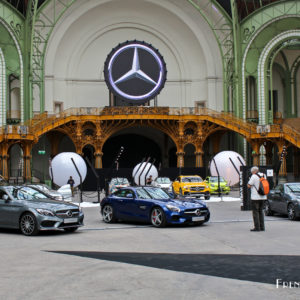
[216,0,283,20]
[4,0,46,16]
[3,0,286,21]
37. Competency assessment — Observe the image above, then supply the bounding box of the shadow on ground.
[46,251,299,285]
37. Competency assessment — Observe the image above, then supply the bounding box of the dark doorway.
[102,134,161,168]
[169,147,177,167]
[83,145,95,167]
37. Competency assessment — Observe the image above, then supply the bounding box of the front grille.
[184,208,208,216]
[56,209,79,218]
[190,186,204,191]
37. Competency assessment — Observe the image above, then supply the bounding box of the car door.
[278,185,290,214]
[272,184,284,213]
[0,190,22,228]
[134,188,153,221]
[113,189,138,220]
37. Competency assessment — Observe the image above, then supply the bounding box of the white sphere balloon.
[132,162,158,186]
[210,151,245,186]
[50,152,87,187]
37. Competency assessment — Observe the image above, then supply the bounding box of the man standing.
[247,166,267,231]
[146,175,153,185]
[67,176,75,197]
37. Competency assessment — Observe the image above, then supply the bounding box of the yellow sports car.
[205,176,230,195]
[172,175,210,199]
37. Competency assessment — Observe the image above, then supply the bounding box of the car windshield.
[156,177,171,184]
[112,178,129,185]
[182,177,202,183]
[286,184,300,193]
[135,187,169,200]
[210,177,226,183]
[34,185,49,192]
[143,187,170,199]
[13,186,48,200]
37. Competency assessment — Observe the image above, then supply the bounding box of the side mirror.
[126,193,133,198]
[275,190,281,195]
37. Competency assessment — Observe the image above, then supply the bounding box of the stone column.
[195,151,204,167]
[176,152,184,168]
[23,142,32,182]
[1,154,8,180]
[278,151,287,177]
[252,152,260,166]
[94,152,103,169]
[250,140,261,166]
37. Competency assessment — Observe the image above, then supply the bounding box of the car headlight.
[183,186,189,189]
[36,208,55,216]
[166,204,181,212]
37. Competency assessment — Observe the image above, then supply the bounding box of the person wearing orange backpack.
[247,166,267,232]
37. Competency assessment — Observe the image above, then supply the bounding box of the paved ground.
[0,192,300,300]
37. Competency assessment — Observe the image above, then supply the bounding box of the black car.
[265,183,300,220]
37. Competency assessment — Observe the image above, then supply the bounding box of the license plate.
[64,218,78,224]
[192,216,205,222]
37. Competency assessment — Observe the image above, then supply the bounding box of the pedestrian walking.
[67,176,75,197]
[247,166,267,231]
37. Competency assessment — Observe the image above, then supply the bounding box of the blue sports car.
[100,186,210,227]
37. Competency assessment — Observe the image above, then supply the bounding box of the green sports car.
[205,176,230,195]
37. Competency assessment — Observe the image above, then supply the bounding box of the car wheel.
[264,201,273,216]
[102,205,115,223]
[20,213,39,236]
[64,227,78,233]
[151,207,166,228]
[288,204,297,221]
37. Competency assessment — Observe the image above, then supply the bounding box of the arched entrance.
[102,127,176,169]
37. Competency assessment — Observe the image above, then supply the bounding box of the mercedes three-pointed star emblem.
[104,40,167,103]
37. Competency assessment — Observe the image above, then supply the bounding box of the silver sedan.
[0,185,84,236]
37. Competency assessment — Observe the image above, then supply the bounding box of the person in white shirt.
[247,166,267,231]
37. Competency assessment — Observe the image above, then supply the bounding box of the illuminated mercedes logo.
[104,40,167,103]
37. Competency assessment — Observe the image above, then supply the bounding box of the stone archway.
[102,127,168,169]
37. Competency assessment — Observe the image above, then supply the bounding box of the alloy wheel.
[151,208,166,227]
[288,204,296,220]
[102,205,114,223]
[20,214,38,236]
